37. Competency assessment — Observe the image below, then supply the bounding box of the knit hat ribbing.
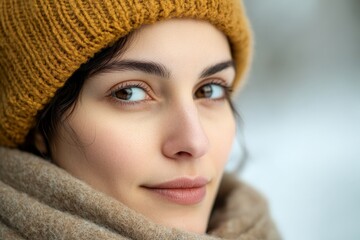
[0,0,252,147]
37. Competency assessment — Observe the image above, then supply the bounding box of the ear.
[34,131,48,155]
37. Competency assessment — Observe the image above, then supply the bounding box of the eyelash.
[108,81,152,106]
[108,79,232,107]
[200,79,233,100]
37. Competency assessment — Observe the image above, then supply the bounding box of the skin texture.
[49,19,236,233]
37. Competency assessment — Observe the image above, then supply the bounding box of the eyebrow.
[95,59,234,79]
[199,60,235,78]
[97,60,170,78]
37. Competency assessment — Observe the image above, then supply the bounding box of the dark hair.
[20,33,238,158]
[20,34,133,157]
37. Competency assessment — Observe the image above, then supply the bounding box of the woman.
[0,0,280,239]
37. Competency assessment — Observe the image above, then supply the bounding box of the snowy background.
[232,1,360,239]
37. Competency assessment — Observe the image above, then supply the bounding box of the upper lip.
[143,177,209,189]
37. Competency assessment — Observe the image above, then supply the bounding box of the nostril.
[176,151,192,158]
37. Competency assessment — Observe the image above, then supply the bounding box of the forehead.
[119,19,232,69]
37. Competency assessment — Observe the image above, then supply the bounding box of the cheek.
[207,112,236,170]
[65,105,156,188]
[80,124,149,183]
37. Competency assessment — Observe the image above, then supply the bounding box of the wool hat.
[0,0,252,147]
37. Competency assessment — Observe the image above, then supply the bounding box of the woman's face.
[51,19,236,233]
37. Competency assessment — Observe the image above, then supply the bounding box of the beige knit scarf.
[0,147,280,239]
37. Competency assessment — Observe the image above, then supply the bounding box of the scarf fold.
[0,147,280,240]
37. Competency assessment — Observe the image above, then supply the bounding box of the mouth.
[142,177,209,205]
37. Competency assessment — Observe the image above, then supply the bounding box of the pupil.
[116,88,132,100]
[199,85,212,98]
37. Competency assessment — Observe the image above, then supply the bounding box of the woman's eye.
[111,86,147,102]
[195,83,226,100]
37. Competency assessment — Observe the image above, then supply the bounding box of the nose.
[161,102,210,160]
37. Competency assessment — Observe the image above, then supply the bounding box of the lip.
[142,177,209,205]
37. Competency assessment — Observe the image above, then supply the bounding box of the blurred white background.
[234,1,360,239]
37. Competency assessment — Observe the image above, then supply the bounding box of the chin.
[164,219,207,234]
[183,224,207,234]
[140,182,220,234]
[152,207,210,234]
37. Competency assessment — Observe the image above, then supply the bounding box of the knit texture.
[0,147,280,240]
[0,0,252,147]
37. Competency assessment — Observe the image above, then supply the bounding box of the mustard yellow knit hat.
[0,0,252,147]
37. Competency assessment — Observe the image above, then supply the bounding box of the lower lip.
[146,186,206,205]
